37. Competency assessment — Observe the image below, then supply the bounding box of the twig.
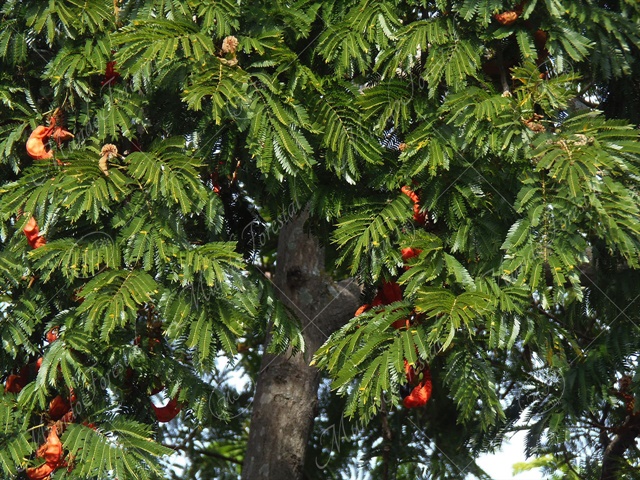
[560,445,586,480]
[162,430,244,466]
[531,301,593,342]
[192,449,243,465]
[497,48,511,97]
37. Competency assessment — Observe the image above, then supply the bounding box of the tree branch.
[600,413,640,480]
[380,396,393,480]
[163,435,244,466]
[560,444,586,480]
[192,449,243,465]
[531,300,593,342]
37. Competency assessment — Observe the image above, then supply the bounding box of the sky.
[475,431,544,480]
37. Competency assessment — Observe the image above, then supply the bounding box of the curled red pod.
[51,127,74,146]
[23,216,39,235]
[494,10,519,25]
[46,327,59,343]
[26,462,56,480]
[402,381,432,408]
[59,410,75,424]
[413,203,427,225]
[4,373,26,393]
[31,235,47,249]
[402,366,433,409]
[391,318,410,329]
[401,185,420,204]
[23,217,46,249]
[26,126,55,160]
[49,395,71,421]
[494,2,524,26]
[101,60,121,86]
[23,217,40,243]
[38,425,63,466]
[401,186,427,225]
[401,247,422,262]
[379,281,402,304]
[152,396,182,423]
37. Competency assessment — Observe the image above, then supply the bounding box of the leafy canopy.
[1,0,640,478]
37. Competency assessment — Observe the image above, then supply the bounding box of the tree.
[1,1,640,479]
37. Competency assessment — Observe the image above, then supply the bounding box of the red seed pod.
[49,395,71,421]
[32,235,47,249]
[401,247,422,262]
[26,126,54,160]
[26,462,56,480]
[494,1,525,25]
[391,318,410,329]
[26,109,73,161]
[59,410,75,424]
[494,10,519,25]
[23,216,39,234]
[152,397,182,423]
[401,185,420,204]
[101,60,121,86]
[533,29,548,49]
[402,367,432,409]
[27,426,64,479]
[380,281,402,304]
[46,327,59,343]
[23,217,40,242]
[401,186,427,225]
[4,374,26,393]
[38,426,63,466]
[51,127,74,146]
[23,217,46,249]
[413,203,427,225]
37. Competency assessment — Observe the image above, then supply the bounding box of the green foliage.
[333,194,412,277]
[0,396,33,476]
[115,19,217,75]
[63,420,174,478]
[312,83,383,182]
[1,0,640,478]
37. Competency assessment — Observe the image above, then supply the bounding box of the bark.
[600,414,640,480]
[241,210,360,480]
[600,413,640,480]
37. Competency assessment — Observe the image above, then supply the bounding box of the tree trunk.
[600,414,640,480]
[241,210,360,480]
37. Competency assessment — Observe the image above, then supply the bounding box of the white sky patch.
[475,431,544,480]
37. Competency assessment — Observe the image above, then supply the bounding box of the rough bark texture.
[241,211,360,480]
[600,414,640,480]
